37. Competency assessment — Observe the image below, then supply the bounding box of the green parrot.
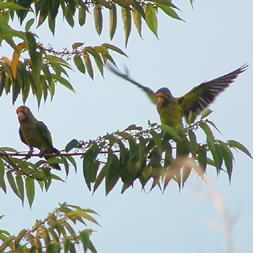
[16,106,61,170]
[108,64,248,127]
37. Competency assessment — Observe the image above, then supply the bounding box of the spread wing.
[178,65,248,117]
[107,64,156,104]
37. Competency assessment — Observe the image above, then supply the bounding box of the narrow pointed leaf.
[109,4,117,39]
[227,140,252,158]
[25,177,35,207]
[121,7,131,46]
[145,5,158,37]
[94,6,103,35]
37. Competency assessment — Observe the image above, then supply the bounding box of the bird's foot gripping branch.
[0,114,252,205]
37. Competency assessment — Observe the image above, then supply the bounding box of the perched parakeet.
[108,65,248,127]
[16,106,61,170]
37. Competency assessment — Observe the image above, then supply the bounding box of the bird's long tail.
[44,148,61,170]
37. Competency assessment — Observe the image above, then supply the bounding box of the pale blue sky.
[1,1,253,252]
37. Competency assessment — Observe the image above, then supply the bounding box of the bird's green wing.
[107,64,156,104]
[19,127,28,145]
[178,65,248,118]
[36,121,54,150]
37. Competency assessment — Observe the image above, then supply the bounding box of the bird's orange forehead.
[155,92,168,98]
[16,106,28,114]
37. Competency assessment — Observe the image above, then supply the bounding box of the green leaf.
[16,174,24,204]
[227,140,252,158]
[25,177,35,207]
[73,55,86,74]
[159,4,183,21]
[132,7,142,37]
[7,171,21,199]
[51,74,75,91]
[102,43,127,57]
[85,47,104,76]
[25,18,35,32]
[94,6,103,35]
[93,165,107,192]
[65,139,80,152]
[0,2,27,10]
[219,143,234,182]
[83,53,94,79]
[121,7,132,46]
[199,121,215,141]
[105,153,120,195]
[79,5,87,26]
[80,229,97,253]
[0,160,6,193]
[83,144,100,190]
[197,146,207,172]
[109,4,117,39]
[145,5,158,37]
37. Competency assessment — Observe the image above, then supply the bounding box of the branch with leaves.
[0,203,98,253]
[1,116,251,206]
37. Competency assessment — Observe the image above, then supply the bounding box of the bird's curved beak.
[155,93,167,105]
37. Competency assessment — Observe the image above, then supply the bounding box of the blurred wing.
[178,65,248,116]
[107,64,156,104]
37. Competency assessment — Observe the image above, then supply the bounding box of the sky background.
[1,0,253,252]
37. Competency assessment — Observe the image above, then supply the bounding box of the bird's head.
[16,106,33,122]
[155,87,173,105]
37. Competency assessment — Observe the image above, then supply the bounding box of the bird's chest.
[21,123,45,150]
[156,101,183,127]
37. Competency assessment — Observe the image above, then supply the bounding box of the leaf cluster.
[1,116,251,202]
[0,203,98,253]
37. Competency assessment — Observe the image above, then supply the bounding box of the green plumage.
[17,106,60,170]
[108,64,248,127]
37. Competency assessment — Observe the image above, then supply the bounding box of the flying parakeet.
[16,106,61,170]
[108,64,248,127]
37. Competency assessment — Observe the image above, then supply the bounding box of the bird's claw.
[25,149,33,160]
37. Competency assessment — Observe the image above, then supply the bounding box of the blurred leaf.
[25,18,35,31]
[85,47,104,76]
[109,4,117,39]
[25,177,35,207]
[132,7,142,37]
[159,4,183,21]
[93,165,107,192]
[102,43,127,57]
[80,229,97,253]
[227,140,252,158]
[94,6,103,35]
[16,173,25,204]
[73,55,86,74]
[83,144,100,190]
[7,171,21,200]
[0,2,27,10]
[51,74,75,91]
[79,5,87,26]
[219,142,234,181]
[145,5,158,37]
[106,153,120,195]
[121,7,131,46]
[65,139,80,152]
[83,53,94,79]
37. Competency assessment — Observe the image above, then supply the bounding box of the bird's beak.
[155,93,167,104]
